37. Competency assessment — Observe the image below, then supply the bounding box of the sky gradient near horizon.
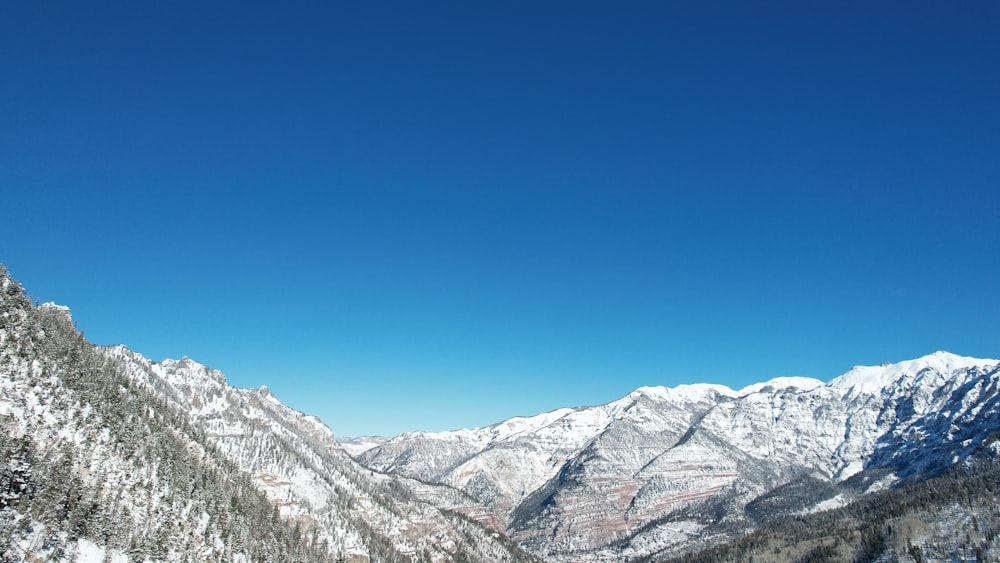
[3,2,998,437]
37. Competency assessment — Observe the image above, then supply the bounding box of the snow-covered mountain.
[358,351,1000,560]
[0,265,535,562]
[4,261,999,561]
[1,270,322,561]
[107,349,536,562]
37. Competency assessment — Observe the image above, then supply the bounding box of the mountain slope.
[106,347,535,562]
[358,352,1000,561]
[671,458,1000,563]
[0,266,329,561]
[0,265,536,562]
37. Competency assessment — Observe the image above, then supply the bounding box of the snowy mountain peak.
[632,377,828,404]
[830,350,998,396]
[737,376,825,395]
[488,407,577,438]
[153,356,228,386]
[628,383,737,404]
[913,350,997,371]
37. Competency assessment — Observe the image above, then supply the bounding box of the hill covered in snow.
[358,351,1000,560]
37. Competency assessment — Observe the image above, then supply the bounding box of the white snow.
[738,376,825,395]
[804,494,851,514]
[831,351,999,396]
[75,538,128,563]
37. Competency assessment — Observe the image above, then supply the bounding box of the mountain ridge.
[350,350,994,451]
[357,350,1000,560]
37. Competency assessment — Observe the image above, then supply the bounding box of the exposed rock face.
[358,352,1000,560]
[106,346,537,562]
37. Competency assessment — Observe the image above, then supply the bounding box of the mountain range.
[1,263,998,561]
[356,351,1000,560]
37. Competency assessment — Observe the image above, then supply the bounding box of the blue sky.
[2,2,998,437]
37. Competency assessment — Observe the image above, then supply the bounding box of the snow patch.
[804,494,851,514]
[75,538,129,563]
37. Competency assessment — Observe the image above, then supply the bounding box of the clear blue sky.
[2,2,998,437]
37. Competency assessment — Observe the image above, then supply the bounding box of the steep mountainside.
[0,267,327,561]
[358,352,1000,561]
[106,348,534,562]
[0,265,535,562]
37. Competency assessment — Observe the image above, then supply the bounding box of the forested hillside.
[666,459,1000,562]
[0,264,537,562]
[0,265,330,561]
